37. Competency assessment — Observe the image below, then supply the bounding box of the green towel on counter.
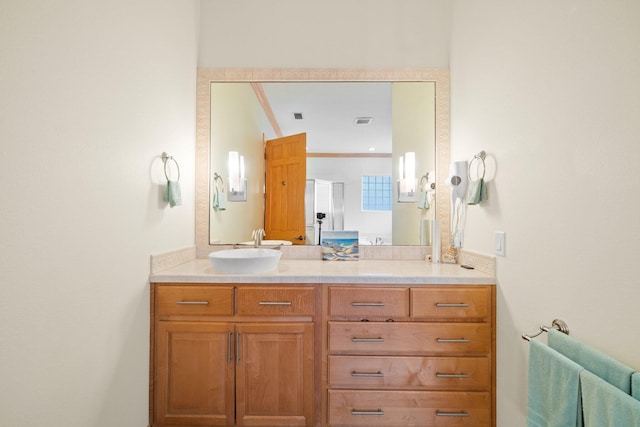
[581,369,640,427]
[527,339,584,427]
[164,180,181,208]
[467,178,487,205]
[548,329,634,393]
[633,372,640,401]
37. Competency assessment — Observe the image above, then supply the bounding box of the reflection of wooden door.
[265,133,306,244]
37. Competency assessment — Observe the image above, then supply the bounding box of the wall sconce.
[227,151,247,202]
[398,151,417,202]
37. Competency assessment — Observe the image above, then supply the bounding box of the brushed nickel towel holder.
[161,152,180,182]
[522,319,570,341]
[213,172,224,192]
[468,151,486,181]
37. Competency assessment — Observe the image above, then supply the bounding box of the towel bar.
[213,172,224,191]
[161,152,181,182]
[419,172,435,191]
[522,319,569,341]
[468,151,486,179]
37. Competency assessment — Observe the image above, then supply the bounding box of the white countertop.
[150,259,495,285]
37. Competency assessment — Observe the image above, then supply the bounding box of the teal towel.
[212,189,226,211]
[548,329,634,393]
[467,178,487,205]
[164,180,181,208]
[417,191,430,209]
[633,372,640,401]
[581,369,640,427]
[527,339,584,427]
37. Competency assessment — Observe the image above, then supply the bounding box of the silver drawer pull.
[352,302,384,307]
[176,301,209,305]
[352,371,384,377]
[436,338,470,343]
[352,409,384,416]
[258,301,292,306]
[436,372,470,378]
[436,410,469,417]
[352,337,384,343]
[435,303,469,307]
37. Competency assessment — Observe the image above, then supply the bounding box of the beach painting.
[321,231,359,261]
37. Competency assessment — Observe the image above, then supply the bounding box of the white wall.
[0,1,199,426]
[450,1,640,425]
[198,0,451,68]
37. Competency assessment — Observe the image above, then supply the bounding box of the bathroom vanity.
[149,259,496,427]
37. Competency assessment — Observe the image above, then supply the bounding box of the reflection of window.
[362,175,392,211]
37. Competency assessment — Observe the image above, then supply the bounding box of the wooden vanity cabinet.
[150,284,317,427]
[324,285,495,427]
[150,282,495,427]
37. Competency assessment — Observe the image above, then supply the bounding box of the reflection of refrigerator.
[305,179,344,245]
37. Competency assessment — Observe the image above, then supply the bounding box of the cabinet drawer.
[411,287,490,319]
[155,285,234,316]
[329,287,409,318]
[237,287,315,316]
[328,390,490,426]
[328,322,490,355]
[329,355,490,390]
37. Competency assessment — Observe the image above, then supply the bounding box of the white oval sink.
[208,248,282,274]
[237,240,293,246]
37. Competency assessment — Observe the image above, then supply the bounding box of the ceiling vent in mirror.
[293,112,303,120]
[354,117,373,125]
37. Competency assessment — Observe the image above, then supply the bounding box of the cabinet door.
[155,321,235,426]
[235,323,314,427]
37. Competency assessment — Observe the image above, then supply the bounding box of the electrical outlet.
[495,231,506,256]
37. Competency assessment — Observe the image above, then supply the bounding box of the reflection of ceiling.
[260,82,392,154]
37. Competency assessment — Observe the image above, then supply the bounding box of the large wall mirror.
[195,69,450,257]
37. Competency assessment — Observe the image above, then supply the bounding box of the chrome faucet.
[251,228,265,247]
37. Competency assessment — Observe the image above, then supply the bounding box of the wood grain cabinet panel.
[155,321,234,426]
[328,321,490,355]
[237,286,315,316]
[329,355,490,391]
[411,287,490,319]
[328,390,491,427]
[328,287,409,318]
[156,285,234,316]
[236,322,314,427]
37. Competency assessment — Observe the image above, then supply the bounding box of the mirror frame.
[195,68,450,258]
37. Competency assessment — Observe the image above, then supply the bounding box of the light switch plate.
[495,231,506,256]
